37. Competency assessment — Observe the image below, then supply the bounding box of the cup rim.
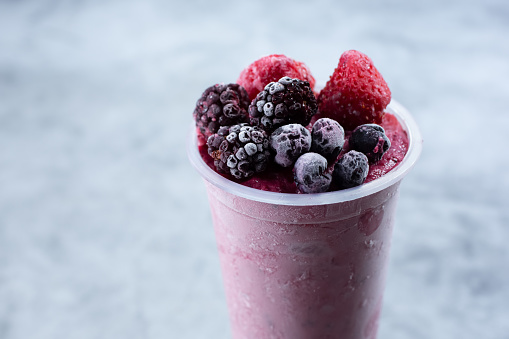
[187,100,422,206]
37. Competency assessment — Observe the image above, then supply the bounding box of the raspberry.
[248,77,317,133]
[269,124,311,167]
[206,123,270,180]
[310,118,345,161]
[350,124,391,163]
[332,150,369,189]
[293,152,332,194]
[193,83,250,138]
[317,50,391,130]
[237,54,316,101]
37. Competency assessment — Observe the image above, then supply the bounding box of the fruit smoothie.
[188,51,422,338]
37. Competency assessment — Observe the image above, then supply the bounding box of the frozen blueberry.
[310,118,345,160]
[332,150,369,189]
[293,152,332,194]
[269,124,311,167]
[349,124,391,163]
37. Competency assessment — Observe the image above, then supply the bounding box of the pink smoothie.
[206,181,400,339]
[189,101,421,339]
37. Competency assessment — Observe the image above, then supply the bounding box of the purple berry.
[349,124,391,163]
[332,150,369,189]
[293,152,332,194]
[269,124,311,167]
[207,123,270,179]
[248,77,318,133]
[194,84,250,138]
[310,118,345,160]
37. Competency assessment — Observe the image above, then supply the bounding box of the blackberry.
[269,124,311,167]
[207,123,270,180]
[194,83,250,138]
[349,124,391,163]
[310,118,345,161]
[293,152,332,194]
[332,150,369,189]
[248,76,318,133]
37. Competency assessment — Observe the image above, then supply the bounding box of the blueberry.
[332,150,369,189]
[349,124,391,163]
[269,124,311,167]
[293,152,332,194]
[310,118,345,160]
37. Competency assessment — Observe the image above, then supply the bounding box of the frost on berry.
[293,152,332,194]
[332,150,369,189]
[269,123,311,168]
[317,50,391,130]
[206,123,270,180]
[349,124,391,163]
[236,54,316,100]
[249,77,317,133]
[193,83,250,138]
[310,118,345,161]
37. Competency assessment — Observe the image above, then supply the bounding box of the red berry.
[237,54,316,101]
[317,50,391,130]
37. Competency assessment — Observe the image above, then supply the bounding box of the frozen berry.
[207,123,270,179]
[310,118,345,161]
[332,150,369,189]
[237,54,316,100]
[317,50,391,130]
[248,77,317,133]
[269,124,311,167]
[194,83,250,138]
[293,152,332,194]
[350,124,391,163]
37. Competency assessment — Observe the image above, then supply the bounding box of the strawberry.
[317,50,391,130]
[237,54,316,101]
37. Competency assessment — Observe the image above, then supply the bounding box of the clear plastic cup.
[187,100,422,339]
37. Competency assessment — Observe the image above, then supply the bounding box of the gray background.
[1,0,508,338]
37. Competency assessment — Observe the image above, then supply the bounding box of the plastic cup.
[187,100,422,339]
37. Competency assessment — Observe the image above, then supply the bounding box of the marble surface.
[1,0,508,338]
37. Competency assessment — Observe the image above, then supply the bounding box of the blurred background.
[1,0,508,338]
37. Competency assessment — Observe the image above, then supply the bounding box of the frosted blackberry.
[194,83,250,138]
[349,124,391,163]
[207,123,270,179]
[310,118,345,161]
[269,124,311,167]
[248,77,318,133]
[332,150,369,189]
[293,152,332,194]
